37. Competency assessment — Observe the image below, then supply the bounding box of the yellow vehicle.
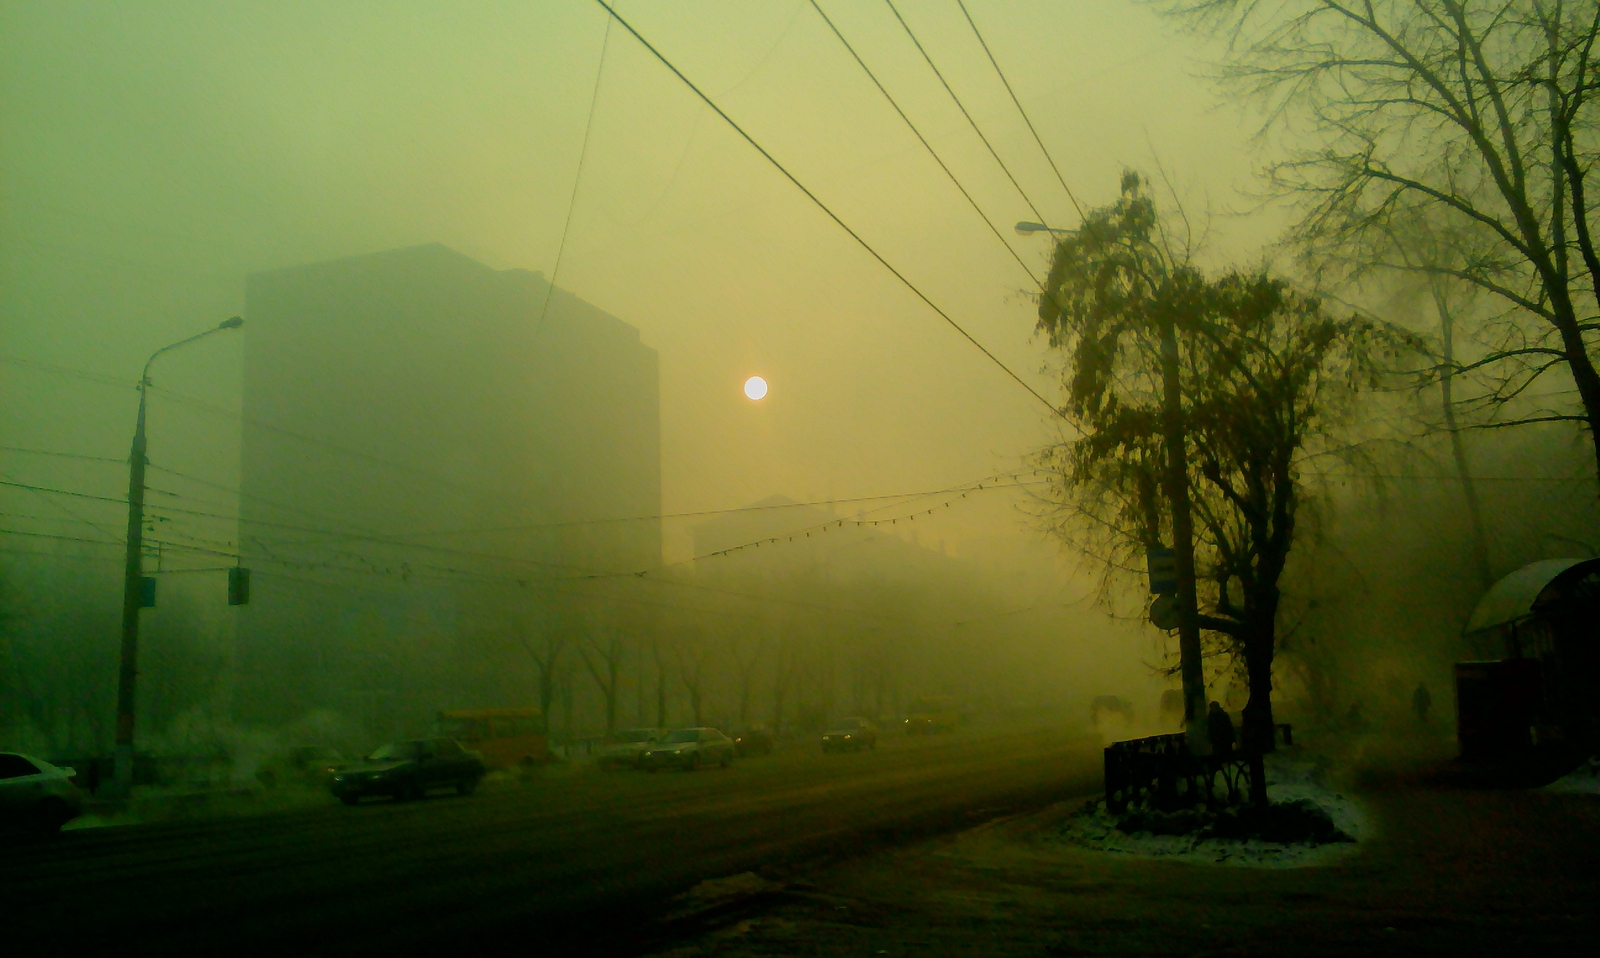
[437,708,548,769]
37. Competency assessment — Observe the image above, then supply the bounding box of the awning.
[1463,557,1600,633]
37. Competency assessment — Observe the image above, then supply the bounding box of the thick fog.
[2,1,1594,773]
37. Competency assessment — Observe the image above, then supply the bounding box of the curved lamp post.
[113,316,243,794]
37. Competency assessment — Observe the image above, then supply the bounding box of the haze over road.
[11,726,1100,955]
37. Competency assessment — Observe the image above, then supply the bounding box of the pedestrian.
[1413,682,1432,725]
[1207,701,1236,759]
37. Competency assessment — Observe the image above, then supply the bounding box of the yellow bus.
[437,708,549,769]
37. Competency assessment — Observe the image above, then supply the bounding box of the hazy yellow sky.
[1,0,1279,562]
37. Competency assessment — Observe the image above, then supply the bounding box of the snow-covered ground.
[1542,755,1600,795]
[1051,754,1367,869]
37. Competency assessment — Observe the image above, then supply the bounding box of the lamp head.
[1014,221,1047,236]
[218,316,244,329]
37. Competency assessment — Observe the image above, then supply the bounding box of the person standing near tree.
[1413,682,1432,726]
[1207,701,1236,760]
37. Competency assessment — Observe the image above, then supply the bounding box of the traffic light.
[228,567,250,606]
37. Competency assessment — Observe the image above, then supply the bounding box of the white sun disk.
[744,376,768,401]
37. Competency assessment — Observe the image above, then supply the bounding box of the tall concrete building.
[235,244,658,731]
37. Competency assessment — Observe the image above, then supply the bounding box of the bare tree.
[770,626,799,734]
[1166,0,1600,485]
[648,633,672,728]
[728,619,766,727]
[511,598,571,726]
[674,629,717,727]
[578,622,628,741]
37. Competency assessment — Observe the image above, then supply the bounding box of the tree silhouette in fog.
[1165,0,1600,487]
[1034,172,1404,763]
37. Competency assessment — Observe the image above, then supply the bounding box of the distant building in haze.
[235,243,658,732]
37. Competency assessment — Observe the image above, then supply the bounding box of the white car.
[0,752,84,835]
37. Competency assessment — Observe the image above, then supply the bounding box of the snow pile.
[1542,755,1600,795]
[1052,754,1367,868]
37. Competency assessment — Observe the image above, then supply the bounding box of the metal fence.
[1102,732,1259,814]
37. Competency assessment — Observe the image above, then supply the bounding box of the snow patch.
[1542,755,1600,795]
[1051,755,1366,869]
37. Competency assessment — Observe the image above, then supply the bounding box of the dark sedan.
[821,717,877,753]
[329,738,485,805]
[733,726,774,757]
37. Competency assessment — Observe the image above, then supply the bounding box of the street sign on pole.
[1146,546,1177,595]
[1149,593,1180,630]
[139,576,157,608]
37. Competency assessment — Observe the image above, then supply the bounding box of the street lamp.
[1014,221,1071,236]
[113,316,243,794]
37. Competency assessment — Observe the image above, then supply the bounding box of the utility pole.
[1157,314,1208,752]
[112,317,243,795]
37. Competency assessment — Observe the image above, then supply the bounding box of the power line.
[1,351,501,502]
[590,0,1060,417]
[953,0,1085,219]
[593,472,1037,581]
[147,383,504,500]
[0,478,124,505]
[0,353,134,390]
[532,15,611,341]
[881,0,1050,227]
[0,527,121,547]
[0,477,603,576]
[806,0,1042,288]
[372,481,1037,538]
[0,445,125,464]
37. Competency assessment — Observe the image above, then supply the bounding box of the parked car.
[732,726,774,757]
[0,752,83,836]
[640,728,735,771]
[822,717,877,753]
[596,728,666,769]
[328,738,485,805]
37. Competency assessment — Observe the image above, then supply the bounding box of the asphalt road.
[8,727,1101,956]
[654,783,1600,956]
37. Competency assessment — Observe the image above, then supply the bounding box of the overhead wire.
[953,0,1085,219]
[531,15,611,341]
[880,0,1051,227]
[1,352,508,502]
[589,0,1060,417]
[805,0,1042,288]
[0,445,126,465]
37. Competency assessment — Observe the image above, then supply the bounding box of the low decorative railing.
[1103,733,1259,814]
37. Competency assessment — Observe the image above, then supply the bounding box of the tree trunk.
[1430,279,1494,589]
[686,682,703,726]
[1241,590,1277,809]
[538,662,556,724]
[1553,318,1600,491]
